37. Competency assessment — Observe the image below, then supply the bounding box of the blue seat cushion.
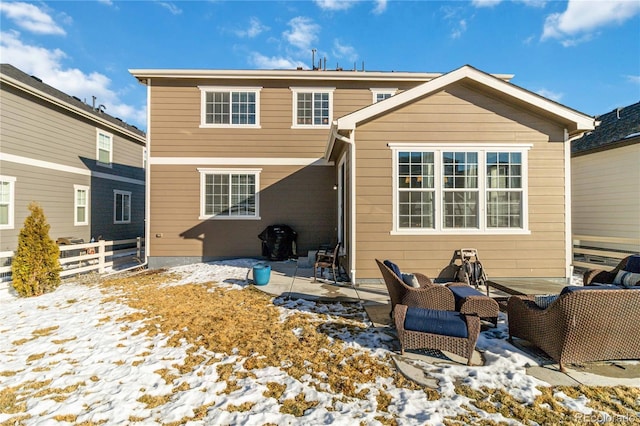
[404,307,468,338]
[448,285,484,302]
[560,284,622,295]
[625,255,640,273]
[384,260,402,278]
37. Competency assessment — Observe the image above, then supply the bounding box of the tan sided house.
[130,65,594,283]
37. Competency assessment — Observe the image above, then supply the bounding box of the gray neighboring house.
[571,101,640,256]
[0,63,146,252]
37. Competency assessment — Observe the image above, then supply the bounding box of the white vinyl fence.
[572,234,640,270]
[0,237,144,285]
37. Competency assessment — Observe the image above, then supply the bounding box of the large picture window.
[391,144,529,234]
[114,190,131,224]
[199,86,261,128]
[198,169,261,219]
[0,176,16,230]
[291,87,334,128]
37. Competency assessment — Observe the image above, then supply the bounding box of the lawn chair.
[313,243,341,283]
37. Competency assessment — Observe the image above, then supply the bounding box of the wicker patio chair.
[446,282,500,326]
[394,304,481,366]
[583,255,640,286]
[507,287,640,372]
[375,259,455,316]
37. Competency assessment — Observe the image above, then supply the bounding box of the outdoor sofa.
[507,285,640,371]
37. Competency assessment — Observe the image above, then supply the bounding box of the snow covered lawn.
[1,260,638,425]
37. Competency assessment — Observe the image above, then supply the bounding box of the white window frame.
[198,86,262,128]
[0,176,16,230]
[114,190,131,224]
[96,129,113,167]
[389,143,531,235]
[290,87,335,129]
[370,88,397,103]
[74,185,90,226]
[198,168,261,220]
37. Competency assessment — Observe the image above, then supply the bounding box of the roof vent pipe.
[616,107,622,119]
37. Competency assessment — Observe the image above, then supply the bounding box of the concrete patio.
[251,258,640,388]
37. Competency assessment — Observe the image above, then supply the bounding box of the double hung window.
[391,144,529,234]
[114,190,131,224]
[97,130,113,166]
[74,185,89,226]
[199,169,260,219]
[0,176,16,230]
[291,87,334,128]
[199,86,261,128]
[371,89,396,103]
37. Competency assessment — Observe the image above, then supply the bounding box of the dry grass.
[2,267,639,425]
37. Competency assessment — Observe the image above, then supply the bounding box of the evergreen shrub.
[11,202,61,297]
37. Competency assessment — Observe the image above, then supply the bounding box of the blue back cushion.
[384,260,402,278]
[625,255,640,273]
[448,285,484,302]
[560,284,621,295]
[404,307,468,338]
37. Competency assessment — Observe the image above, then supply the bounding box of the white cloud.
[235,17,269,38]
[472,0,502,8]
[332,39,358,63]
[536,88,563,102]
[314,0,354,11]
[283,17,320,51]
[626,75,640,84]
[0,30,146,128]
[372,0,388,14]
[542,0,640,44]
[0,1,65,35]
[451,19,468,39]
[157,1,182,15]
[248,52,306,69]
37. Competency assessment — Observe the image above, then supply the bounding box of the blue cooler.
[253,263,271,286]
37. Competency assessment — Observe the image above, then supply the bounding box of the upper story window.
[198,168,261,220]
[0,176,16,230]
[114,190,131,224]
[97,130,113,167]
[199,86,261,128]
[291,87,335,128]
[390,143,530,235]
[371,88,397,103]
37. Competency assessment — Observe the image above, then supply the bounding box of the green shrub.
[11,202,61,297]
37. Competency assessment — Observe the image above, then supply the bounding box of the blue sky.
[1,0,639,131]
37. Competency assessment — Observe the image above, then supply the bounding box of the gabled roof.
[0,63,146,143]
[333,65,595,136]
[572,101,640,155]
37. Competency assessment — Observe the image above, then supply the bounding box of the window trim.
[370,88,397,103]
[74,185,90,226]
[198,168,261,220]
[96,129,113,168]
[198,86,262,128]
[0,176,16,230]
[290,87,335,129]
[389,143,531,235]
[113,190,131,224]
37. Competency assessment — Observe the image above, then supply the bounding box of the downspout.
[564,128,572,282]
[330,126,357,283]
[143,79,152,267]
